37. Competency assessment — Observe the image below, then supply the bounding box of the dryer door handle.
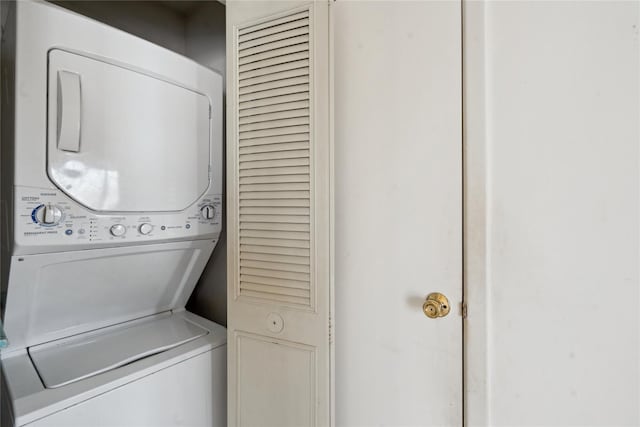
[56,70,82,153]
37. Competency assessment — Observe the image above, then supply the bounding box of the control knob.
[138,223,153,235]
[35,204,63,225]
[110,224,127,237]
[200,204,215,220]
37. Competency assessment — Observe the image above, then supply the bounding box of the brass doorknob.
[423,293,450,319]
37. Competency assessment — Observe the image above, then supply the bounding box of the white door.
[226,1,332,426]
[465,1,640,425]
[334,1,463,426]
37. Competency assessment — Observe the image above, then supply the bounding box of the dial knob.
[110,224,127,237]
[36,204,63,225]
[138,223,153,235]
[200,204,215,220]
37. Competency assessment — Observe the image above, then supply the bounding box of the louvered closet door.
[226,2,331,426]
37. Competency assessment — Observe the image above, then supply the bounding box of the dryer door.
[47,49,211,213]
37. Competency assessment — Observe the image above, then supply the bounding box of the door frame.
[463,1,489,425]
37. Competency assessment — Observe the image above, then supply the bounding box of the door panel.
[334,1,462,425]
[226,2,331,426]
[465,1,640,425]
[48,49,211,213]
[236,332,316,427]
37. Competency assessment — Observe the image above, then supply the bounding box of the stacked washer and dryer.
[1,1,226,426]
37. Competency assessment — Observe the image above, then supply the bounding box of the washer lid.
[28,313,208,389]
[47,49,211,213]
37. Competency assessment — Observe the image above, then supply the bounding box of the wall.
[465,2,640,425]
[184,1,227,327]
[185,3,226,84]
[0,1,13,318]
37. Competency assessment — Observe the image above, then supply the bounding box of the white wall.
[466,2,640,425]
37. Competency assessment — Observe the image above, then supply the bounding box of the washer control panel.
[15,186,222,252]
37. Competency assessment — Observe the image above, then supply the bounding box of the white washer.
[0,1,225,426]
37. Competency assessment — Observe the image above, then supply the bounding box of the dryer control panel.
[14,186,222,254]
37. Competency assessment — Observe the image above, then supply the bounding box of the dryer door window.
[47,49,211,213]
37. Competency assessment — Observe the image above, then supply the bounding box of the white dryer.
[0,1,226,426]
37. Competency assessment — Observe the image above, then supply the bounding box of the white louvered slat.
[241,267,309,282]
[240,259,310,273]
[239,109,310,126]
[241,222,310,232]
[240,59,309,81]
[239,215,309,224]
[239,51,310,74]
[240,100,310,118]
[240,150,309,163]
[240,251,309,265]
[240,92,309,110]
[241,193,308,205]
[236,9,313,307]
[240,236,309,248]
[239,157,309,170]
[240,229,310,240]
[240,244,310,257]
[239,133,308,148]
[239,35,309,58]
[239,43,309,67]
[240,214,309,224]
[239,26,309,51]
[239,76,310,97]
[238,13,308,41]
[240,174,309,185]
[239,126,309,141]
[240,198,310,207]
[240,68,309,88]
[240,190,309,200]
[239,166,309,177]
[239,84,309,103]
[240,208,310,218]
[239,182,310,192]
[238,11,308,37]
[240,274,309,290]
[240,172,309,185]
[239,116,309,133]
